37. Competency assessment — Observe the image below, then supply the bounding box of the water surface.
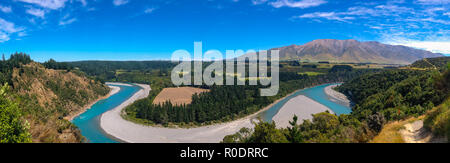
[260,83,352,122]
[72,84,140,143]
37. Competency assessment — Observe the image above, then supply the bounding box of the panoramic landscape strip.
[1,1,449,160]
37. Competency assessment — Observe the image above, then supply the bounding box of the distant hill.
[263,39,443,65]
[410,56,450,70]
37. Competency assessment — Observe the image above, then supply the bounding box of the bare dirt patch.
[400,120,446,143]
[153,87,209,106]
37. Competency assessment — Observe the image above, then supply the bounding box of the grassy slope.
[423,98,450,142]
[370,116,423,143]
[371,98,449,143]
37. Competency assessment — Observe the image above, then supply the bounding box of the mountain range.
[265,39,443,64]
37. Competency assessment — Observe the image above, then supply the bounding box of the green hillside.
[0,53,109,143]
[223,60,450,143]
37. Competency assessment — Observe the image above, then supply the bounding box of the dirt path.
[423,58,437,70]
[400,120,445,143]
[400,120,430,143]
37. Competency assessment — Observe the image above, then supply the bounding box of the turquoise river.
[73,83,351,143]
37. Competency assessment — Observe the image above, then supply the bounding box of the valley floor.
[100,83,349,143]
[100,83,264,143]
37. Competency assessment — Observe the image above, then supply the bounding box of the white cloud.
[18,32,27,37]
[345,6,379,16]
[17,0,68,10]
[0,5,12,13]
[381,29,450,54]
[445,12,450,16]
[252,0,268,5]
[370,26,383,30]
[374,5,413,15]
[296,12,354,22]
[416,0,450,5]
[26,7,46,18]
[388,0,406,4]
[78,0,88,6]
[144,7,156,14]
[390,41,450,54]
[421,17,450,25]
[113,0,129,6]
[0,18,24,42]
[59,18,77,26]
[270,0,327,9]
[298,4,414,23]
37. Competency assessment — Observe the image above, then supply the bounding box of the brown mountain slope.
[11,62,109,142]
[267,39,443,64]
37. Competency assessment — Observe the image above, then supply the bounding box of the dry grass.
[370,116,423,143]
[153,87,209,106]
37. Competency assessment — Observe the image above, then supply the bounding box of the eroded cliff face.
[11,62,109,142]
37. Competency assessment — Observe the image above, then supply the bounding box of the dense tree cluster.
[43,59,73,70]
[340,70,446,121]
[0,53,33,86]
[329,65,353,73]
[336,70,424,104]
[0,83,32,143]
[66,61,177,81]
[302,65,317,68]
[128,85,271,125]
[222,112,374,143]
[6,53,32,68]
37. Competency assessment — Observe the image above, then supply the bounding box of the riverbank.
[105,82,134,87]
[272,95,334,128]
[324,85,351,106]
[65,85,121,121]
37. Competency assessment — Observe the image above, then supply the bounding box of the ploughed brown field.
[153,87,209,106]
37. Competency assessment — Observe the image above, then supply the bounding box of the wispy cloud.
[389,40,450,54]
[78,0,88,7]
[294,1,450,54]
[295,12,354,22]
[296,4,414,23]
[17,0,68,10]
[59,18,77,26]
[144,7,156,14]
[0,5,12,13]
[415,0,450,5]
[251,0,268,5]
[381,28,450,54]
[0,18,24,42]
[113,0,130,6]
[26,7,46,18]
[270,0,327,8]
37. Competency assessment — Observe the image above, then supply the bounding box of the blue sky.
[0,0,449,62]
